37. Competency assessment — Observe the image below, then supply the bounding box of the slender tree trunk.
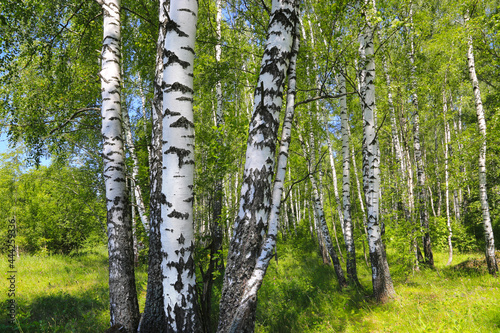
[122,98,149,233]
[201,1,224,330]
[465,12,498,275]
[408,4,433,267]
[160,1,201,331]
[359,0,395,303]
[138,1,168,332]
[338,71,360,286]
[217,2,299,332]
[99,0,140,331]
[444,92,453,266]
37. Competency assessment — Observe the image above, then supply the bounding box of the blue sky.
[0,131,50,166]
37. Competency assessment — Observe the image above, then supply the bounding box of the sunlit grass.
[0,245,148,333]
[255,239,500,333]
[1,238,499,332]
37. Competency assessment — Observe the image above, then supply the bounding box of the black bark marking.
[167,209,189,220]
[165,20,188,37]
[164,50,190,69]
[164,146,193,168]
[164,82,194,94]
[170,116,194,129]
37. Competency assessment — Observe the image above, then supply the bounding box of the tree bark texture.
[408,4,433,267]
[338,72,360,286]
[465,13,498,275]
[359,0,396,303]
[100,0,140,331]
[160,1,201,331]
[217,1,299,332]
[138,1,168,332]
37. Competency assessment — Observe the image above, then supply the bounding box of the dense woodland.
[1,0,500,332]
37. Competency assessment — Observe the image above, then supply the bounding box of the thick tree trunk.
[99,1,140,331]
[220,28,300,332]
[217,1,298,332]
[465,12,498,275]
[138,1,168,332]
[338,72,360,286]
[359,0,396,303]
[160,1,201,331]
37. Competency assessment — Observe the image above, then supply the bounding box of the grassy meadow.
[1,240,499,332]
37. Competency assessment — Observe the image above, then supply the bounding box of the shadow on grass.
[1,286,109,333]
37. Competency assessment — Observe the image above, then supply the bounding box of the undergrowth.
[1,236,499,332]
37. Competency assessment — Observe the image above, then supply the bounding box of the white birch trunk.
[408,3,433,267]
[160,1,200,331]
[465,12,498,275]
[99,0,140,331]
[338,71,359,286]
[223,28,300,331]
[122,104,149,233]
[217,1,299,332]
[139,2,168,332]
[444,93,453,266]
[359,0,395,303]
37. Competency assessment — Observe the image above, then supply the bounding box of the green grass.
[0,245,148,333]
[1,241,499,332]
[255,239,500,333]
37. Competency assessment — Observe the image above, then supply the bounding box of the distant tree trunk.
[302,131,347,288]
[359,0,396,303]
[408,3,433,267]
[338,71,360,286]
[160,1,201,331]
[217,1,299,332]
[99,0,140,331]
[122,99,149,233]
[200,0,225,331]
[138,1,168,332]
[443,90,453,266]
[465,12,498,276]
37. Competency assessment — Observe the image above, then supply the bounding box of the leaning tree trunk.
[160,1,201,332]
[217,1,298,332]
[465,12,498,276]
[338,71,360,286]
[359,0,396,303]
[138,1,168,332]
[220,26,300,332]
[99,0,140,331]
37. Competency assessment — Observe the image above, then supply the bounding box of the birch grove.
[3,0,500,331]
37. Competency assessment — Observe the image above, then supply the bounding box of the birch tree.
[217,1,299,331]
[465,10,498,276]
[359,0,396,303]
[338,71,360,286]
[99,0,140,331]
[160,0,201,331]
[138,1,168,331]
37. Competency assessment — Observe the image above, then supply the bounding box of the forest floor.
[0,240,499,332]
